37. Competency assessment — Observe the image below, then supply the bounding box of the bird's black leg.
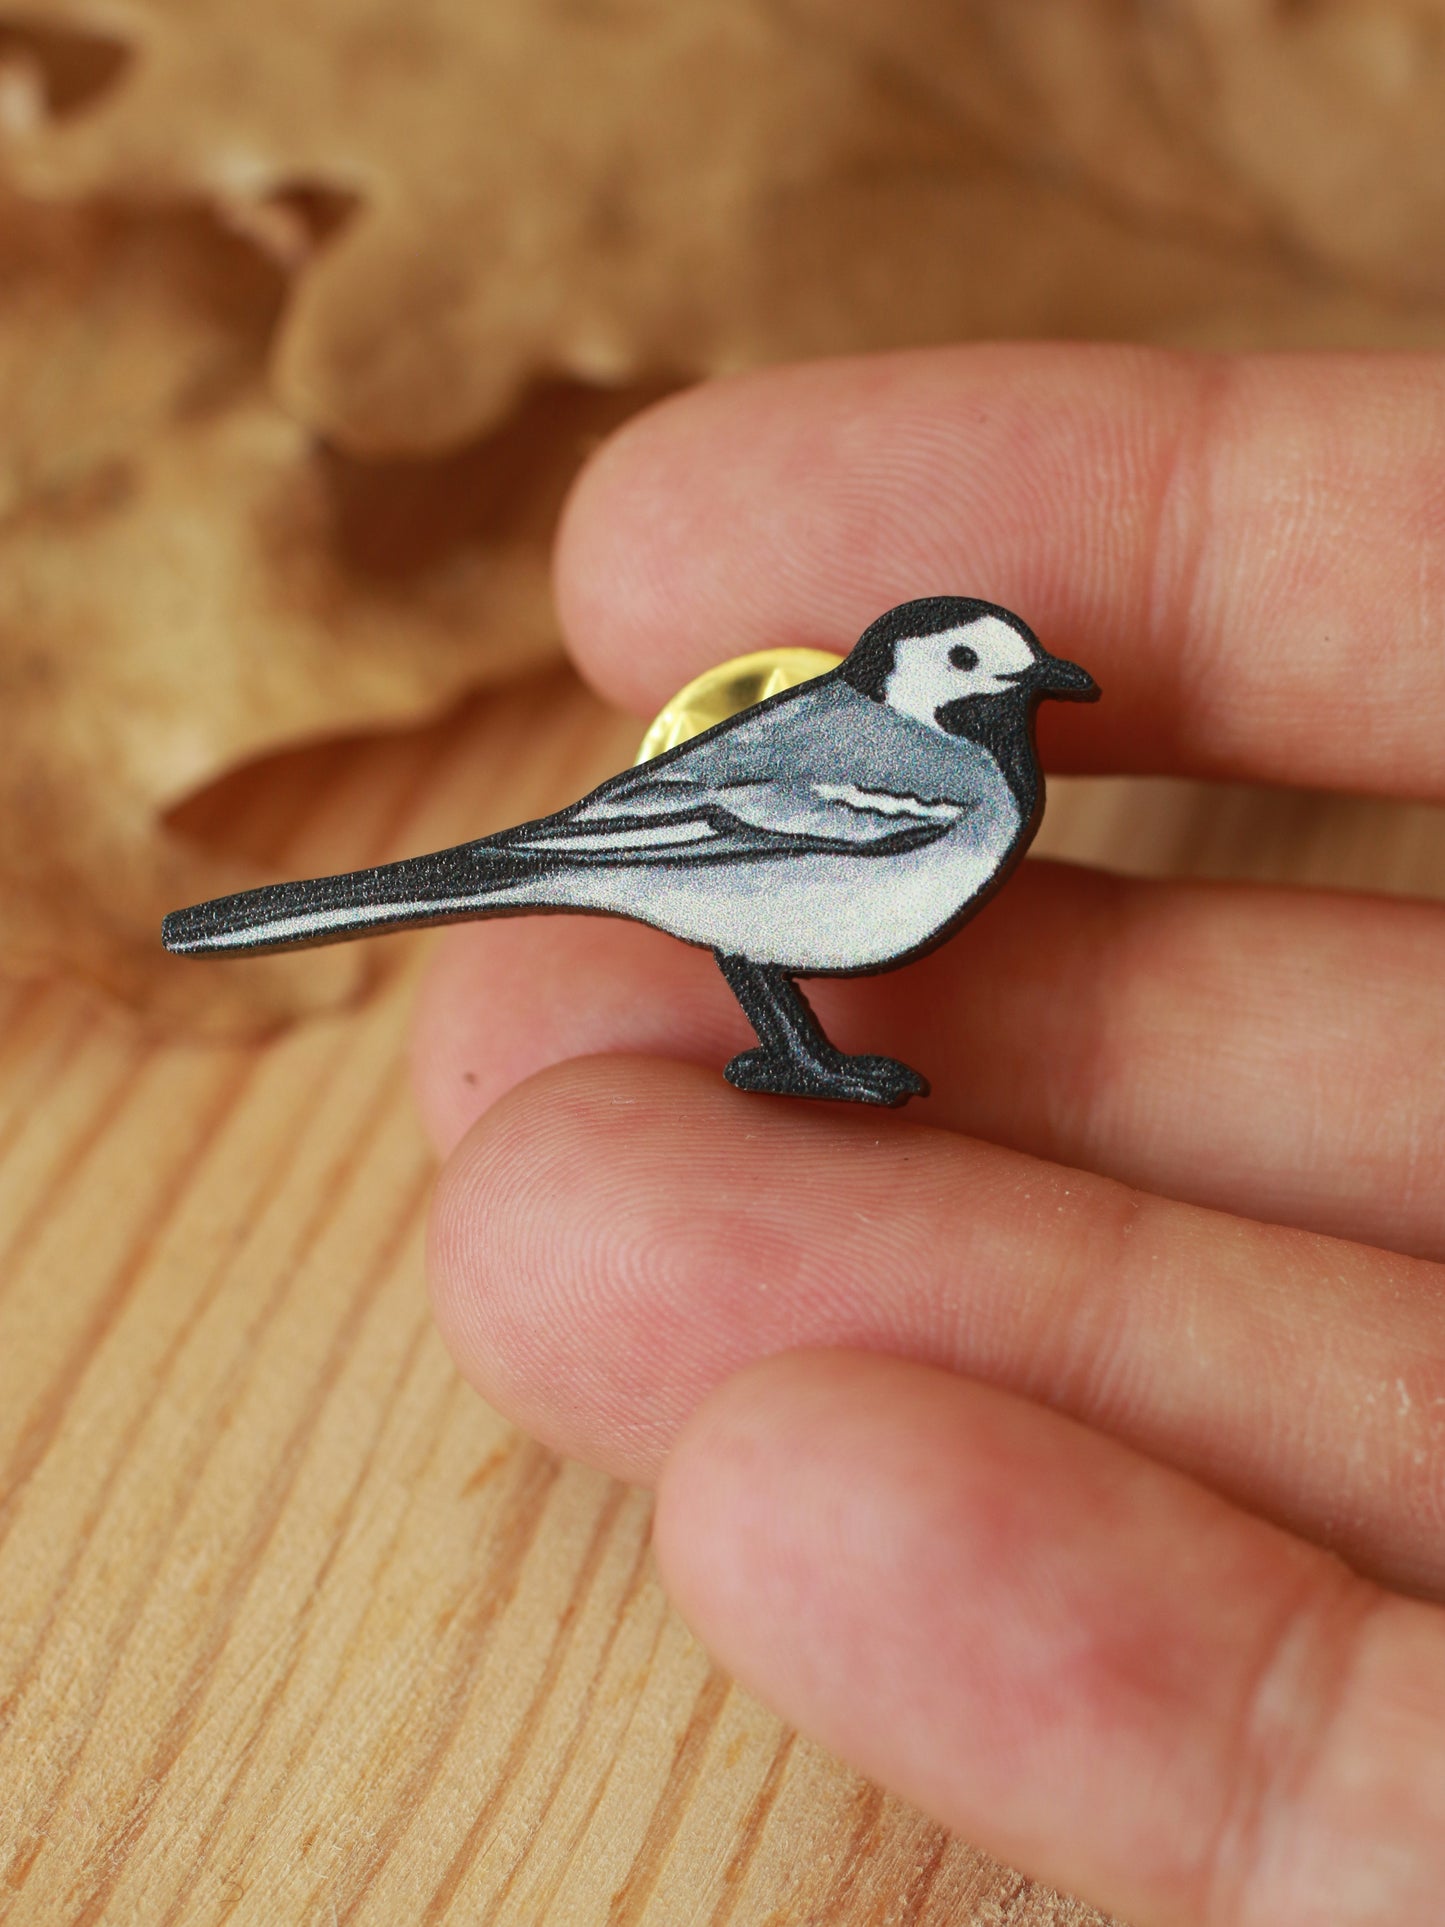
[714,954,928,1107]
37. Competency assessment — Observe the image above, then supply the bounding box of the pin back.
[636,648,844,763]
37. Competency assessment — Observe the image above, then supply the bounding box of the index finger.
[555,345,1445,797]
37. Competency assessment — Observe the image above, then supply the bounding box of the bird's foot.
[724,1046,929,1108]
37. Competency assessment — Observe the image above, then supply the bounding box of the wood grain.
[1,669,1440,1926]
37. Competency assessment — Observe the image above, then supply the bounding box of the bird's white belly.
[528,814,1020,971]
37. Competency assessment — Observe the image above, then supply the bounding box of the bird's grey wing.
[489,676,993,865]
[593,677,874,798]
[577,675,1007,804]
[495,733,971,870]
[497,775,958,864]
[162,680,994,957]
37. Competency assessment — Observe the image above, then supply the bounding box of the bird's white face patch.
[883,616,1036,731]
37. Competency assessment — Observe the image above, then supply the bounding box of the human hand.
[411,346,1445,1926]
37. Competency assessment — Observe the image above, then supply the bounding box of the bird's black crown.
[839,596,1039,702]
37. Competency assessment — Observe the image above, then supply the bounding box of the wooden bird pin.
[165,597,1099,1106]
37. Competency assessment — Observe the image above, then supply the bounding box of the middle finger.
[427,1056,1445,1598]
[413,861,1445,1260]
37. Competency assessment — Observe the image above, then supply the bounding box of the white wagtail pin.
[164,597,1099,1106]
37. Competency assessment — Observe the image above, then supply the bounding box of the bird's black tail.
[162,838,541,958]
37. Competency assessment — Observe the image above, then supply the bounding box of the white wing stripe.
[195,896,484,948]
[525,821,718,853]
[811,783,964,822]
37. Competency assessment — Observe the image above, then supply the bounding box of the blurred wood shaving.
[10,0,1442,461]
[0,184,648,1029]
[0,1,1442,1028]
[795,0,1445,294]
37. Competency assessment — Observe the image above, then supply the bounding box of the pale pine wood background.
[1,669,1441,1925]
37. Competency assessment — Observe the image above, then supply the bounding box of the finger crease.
[1198,1564,1386,1927]
[1145,356,1237,758]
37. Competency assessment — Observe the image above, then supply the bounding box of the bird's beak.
[1035,653,1100,702]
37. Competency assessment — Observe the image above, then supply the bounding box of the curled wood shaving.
[4,0,1444,463]
[7,0,1412,460]
[0,186,639,1029]
[0,1,1442,1031]
[799,0,1445,297]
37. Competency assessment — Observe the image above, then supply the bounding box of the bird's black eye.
[949,644,979,672]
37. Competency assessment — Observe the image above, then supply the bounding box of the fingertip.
[651,1350,1394,1927]
[421,1056,956,1485]
[408,920,593,1159]
[424,1060,611,1468]
[422,1064,528,1409]
[408,917,751,1157]
[653,1350,889,1644]
[552,355,986,712]
[424,1056,749,1482]
[554,381,733,714]
[424,1060,607,1416]
[652,1352,1091,1844]
[551,345,1183,720]
[409,931,486,1156]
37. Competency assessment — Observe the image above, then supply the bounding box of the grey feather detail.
[161,677,1007,960]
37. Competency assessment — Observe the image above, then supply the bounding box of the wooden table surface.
[2,669,1441,1926]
